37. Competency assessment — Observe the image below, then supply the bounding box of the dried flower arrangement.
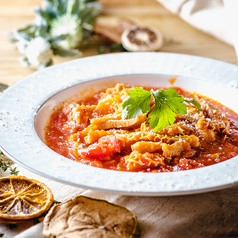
[12,0,103,69]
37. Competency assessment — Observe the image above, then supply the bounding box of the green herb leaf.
[56,0,68,15]
[70,0,80,14]
[33,7,52,24]
[0,83,8,92]
[0,151,19,175]
[122,87,201,131]
[10,167,19,175]
[153,88,187,115]
[122,87,151,119]
[148,88,188,131]
[53,200,61,205]
[17,24,35,33]
[49,34,68,45]
[78,2,102,23]
[148,101,177,131]
[97,46,106,54]
[184,97,202,111]
[12,30,31,42]
[52,46,81,56]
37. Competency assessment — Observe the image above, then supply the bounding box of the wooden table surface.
[0,2,238,237]
[0,0,237,86]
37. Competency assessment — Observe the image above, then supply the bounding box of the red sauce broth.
[45,86,238,172]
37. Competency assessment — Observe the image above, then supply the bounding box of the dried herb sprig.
[97,43,127,54]
[0,151,19,175]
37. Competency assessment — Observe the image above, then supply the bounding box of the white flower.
[34,15,47,26]
[51,14,83,50]
[25,37,53,67]
[18,56,30,67]
[16,41,28,54]
[41,0,50,10]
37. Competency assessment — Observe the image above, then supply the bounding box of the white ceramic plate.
[1,52,238,196]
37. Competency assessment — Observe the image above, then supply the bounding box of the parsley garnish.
[122,87,202,131]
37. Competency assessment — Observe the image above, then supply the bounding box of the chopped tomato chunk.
[80,136,121,160]
[178,158,204,170]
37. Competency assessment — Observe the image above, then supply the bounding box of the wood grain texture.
[0,0,236,86]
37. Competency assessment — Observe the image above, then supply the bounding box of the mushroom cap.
[43,195,140,238]
[121,25,163,52]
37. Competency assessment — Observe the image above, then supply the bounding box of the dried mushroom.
[43,195,140,238]
[121,25,163,52]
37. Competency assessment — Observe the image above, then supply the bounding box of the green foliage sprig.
[12,0,103,69]
[0,151,19,175]
[122,87,202,131]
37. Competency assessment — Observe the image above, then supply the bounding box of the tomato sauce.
[45,85,238,172]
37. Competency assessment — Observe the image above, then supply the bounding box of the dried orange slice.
[0,176,53,222]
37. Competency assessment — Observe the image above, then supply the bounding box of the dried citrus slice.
[43,195,140,238]
[0,176,53,222]
[121,25,163,52]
